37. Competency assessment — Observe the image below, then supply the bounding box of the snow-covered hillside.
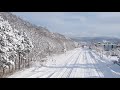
[0,12,77,62]
[0,15,33,77]
[0,12,78,77]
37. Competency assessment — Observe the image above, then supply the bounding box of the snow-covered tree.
[0,16,33,75]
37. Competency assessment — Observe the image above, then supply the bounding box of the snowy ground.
[8,48,120,78]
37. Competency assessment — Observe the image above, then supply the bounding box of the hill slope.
[0,12,76,61]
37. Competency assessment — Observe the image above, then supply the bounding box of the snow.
[0,16,33,69]
[8,47,120,78]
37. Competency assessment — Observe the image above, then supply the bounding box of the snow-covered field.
[8,48,120,78]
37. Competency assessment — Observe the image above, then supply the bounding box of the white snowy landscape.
[8,47,120,78]
[1,12,120,78]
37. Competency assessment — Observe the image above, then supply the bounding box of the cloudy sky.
[12,12,120,38]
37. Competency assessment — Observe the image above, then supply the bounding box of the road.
[9,48,120,78]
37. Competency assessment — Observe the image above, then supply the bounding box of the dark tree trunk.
[12,65,14,73]
[2,67,5,77]
[9,65,10,73]
[28,53,30,67]
[18,52,21,70]
[23,59,25,68]
[15,59,17,70]
[25,59,26,68]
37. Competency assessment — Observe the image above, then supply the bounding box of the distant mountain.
[70,36,120,43]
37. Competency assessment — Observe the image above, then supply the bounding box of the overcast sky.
[12,12,120,38]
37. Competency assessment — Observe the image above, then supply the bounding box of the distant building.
[101,42,117,51]
[94,41,117,51]
[117,44,120,48]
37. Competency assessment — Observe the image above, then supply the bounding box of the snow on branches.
[0,16,33,69]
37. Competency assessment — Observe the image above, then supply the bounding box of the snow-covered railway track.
[53,50,81,78]
[8,48,120,78]
[88,51,103,78]
[36,49,80,78]
[66,51,82,78]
